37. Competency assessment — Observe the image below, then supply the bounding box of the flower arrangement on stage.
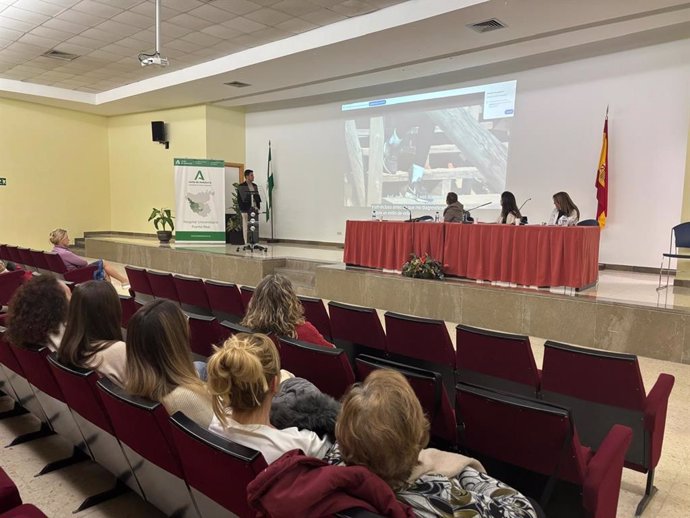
[402,253,445,280]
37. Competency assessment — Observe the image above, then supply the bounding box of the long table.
[343,220,600,289]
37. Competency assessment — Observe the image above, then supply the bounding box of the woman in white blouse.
[496,191,522,225]
[548,191,580,226]
[206,332,332,464]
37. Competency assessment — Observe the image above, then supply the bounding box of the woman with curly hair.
[6,274,70,351]
[58,281,126,386]
[334,370,539,518]
[241,274,333,348]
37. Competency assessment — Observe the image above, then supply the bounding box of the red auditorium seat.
[4,247,21,267]
[173,275,213,316]
[28,251,49,273]
[47,355,144,506]
[328,301,387,360]
[188,314,231,358]
[123,266,154,306]
[355,355,456,445]
[297,295,333,341]
[96,377,199,518]
[169,412,267,518]
[278,337,355,400]
[0,270,25,308]
[0,467,21,514]
[455,324,541,397]
[119,294,137,328]
[146,270,180,303]
[204,280,245,323]
[43,252,97,284]
[15,249,34,272]
[456,383,632,518]
[239,285,254,311]
[541,341,675,516]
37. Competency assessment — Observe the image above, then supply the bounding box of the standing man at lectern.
[237,169,262,244]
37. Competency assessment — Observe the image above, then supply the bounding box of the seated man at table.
[443,192,464,222]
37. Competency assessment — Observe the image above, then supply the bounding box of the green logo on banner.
[194,171,205,181]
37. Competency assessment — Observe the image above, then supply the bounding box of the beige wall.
[205,105,245,163]
[0,98,110,251]
[676,123,690,279]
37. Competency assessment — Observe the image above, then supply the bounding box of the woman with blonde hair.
[241,274,333,347]
[548,192,580,226]
[206,332,332,464]
[49,228,129,288]
[125,299,213,427]
[58,280,126,385]
[335,370,538,518]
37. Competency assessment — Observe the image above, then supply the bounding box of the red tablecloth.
[343,221,600,288]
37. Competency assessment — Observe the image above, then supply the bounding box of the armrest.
[0,467,22,513]
[644,373,674,469]
[582,424,632,518]
[63,264,97,284]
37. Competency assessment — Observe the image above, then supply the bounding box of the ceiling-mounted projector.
[139,52,169,67]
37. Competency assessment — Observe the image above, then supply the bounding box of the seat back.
[124,266,154,302]
[541,341,648,469]
[278,337,355,400]
[456,325,540,396]
[146,270,180,303]
[170,412,267,518]
[0,329,23,376]
[47,354,113,433]
[355,355,456,444]
[0,244,9,262]
[0,270,25,306]
[43,252,68,274]
[10,345,64,401]
[328,301,387,357]
[239,285,255,311]
[173,275,212,316]
[384,312,455,368]
[672,221,690,248]
[96,377,183,477]
[5,246,22,265]
[456,383,588,486]
[188,314,231,357]
[30,250,50,271]
[119,294,137,328]
[16,248,34,270]
[297,295,332,340]
[204,280,245,322]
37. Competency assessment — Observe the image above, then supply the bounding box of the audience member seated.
[333,370,539,518]
[5,274,70,352]
[547,191,580,226]
[49,228,130,288]
[206,332,333,464]
[241,274,334,347]
[57,280,126,386]
[125,299,213,427]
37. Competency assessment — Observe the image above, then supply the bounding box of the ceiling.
[1,0,689,116]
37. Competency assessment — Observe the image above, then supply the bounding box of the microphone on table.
[518,198,532,225]
[463,201,492,223]
[403,206,412,222]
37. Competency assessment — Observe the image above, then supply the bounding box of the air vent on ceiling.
[224,81,251,88]
[467,18,507,33]
[42,49,79,61]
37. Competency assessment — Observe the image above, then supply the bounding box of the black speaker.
[151,121,165,142]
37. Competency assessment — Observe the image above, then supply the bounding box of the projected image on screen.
[342,80,516,209]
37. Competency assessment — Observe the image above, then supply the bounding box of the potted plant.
[225,182,244,245]
[148,208,175,244]
[401,253,445,280]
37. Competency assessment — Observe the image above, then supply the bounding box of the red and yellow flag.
[595,108,609,228]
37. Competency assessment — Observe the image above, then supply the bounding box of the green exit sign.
[0,178,6,186]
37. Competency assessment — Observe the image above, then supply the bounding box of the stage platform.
[87,236,690,365]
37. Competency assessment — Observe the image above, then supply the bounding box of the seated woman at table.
[548,192,580,226]
[443,192,465,222]
[496,191,521,225]
[49,228,129,288]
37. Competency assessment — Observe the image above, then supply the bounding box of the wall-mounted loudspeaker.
[151,121,166,142]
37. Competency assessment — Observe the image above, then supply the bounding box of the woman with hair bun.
[207,333,332,464]
[125,299,213,427]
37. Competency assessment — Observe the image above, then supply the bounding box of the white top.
[548,208,579,226]
[208,413,332,464]
[84,340,127,387]
[45,323,65,353]
[495,213,519,225]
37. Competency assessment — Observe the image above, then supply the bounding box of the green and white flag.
[266,141,274,222]
[174,158,226,245]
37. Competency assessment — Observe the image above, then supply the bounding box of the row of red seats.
[0,466,48,517]
[0,244,96,284]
